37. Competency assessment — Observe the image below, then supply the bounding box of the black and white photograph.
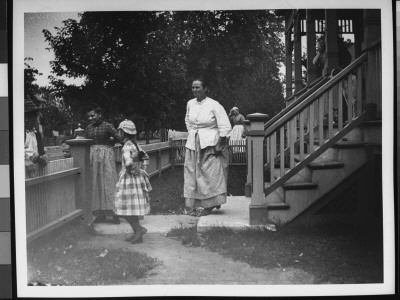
[13,0,395,297]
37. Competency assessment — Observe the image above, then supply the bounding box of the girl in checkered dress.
[114,120,152,244]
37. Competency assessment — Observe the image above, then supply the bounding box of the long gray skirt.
[90,145,118,216]
[184,142,229,209]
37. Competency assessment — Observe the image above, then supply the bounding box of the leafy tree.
[24,57,41,98]
[43,10,285,137]
[25,58,77,137]
[176,10,285,118]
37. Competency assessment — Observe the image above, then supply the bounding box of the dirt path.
[79,232,316,285]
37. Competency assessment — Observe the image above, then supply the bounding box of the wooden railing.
[260,48,380,197]
[114,141,172,178]
[284,76,328,108]
[25,158,83,243]
[170,139,247,166]
[267,76,329,130]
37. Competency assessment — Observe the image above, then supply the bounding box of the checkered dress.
[114,140,152,216]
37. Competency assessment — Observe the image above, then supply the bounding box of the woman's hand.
[37,154,49,166]
[215,137,228,156]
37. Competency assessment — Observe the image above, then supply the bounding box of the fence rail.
[171,139,247,165]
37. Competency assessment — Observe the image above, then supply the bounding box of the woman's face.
[192,80,207,100]
[87,110,101,125]
[25,112,39,131]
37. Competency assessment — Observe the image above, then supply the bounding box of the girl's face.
[118,128,125,138]
[87,110,101,125]
[192,80,207,100]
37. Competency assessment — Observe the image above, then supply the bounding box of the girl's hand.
[131,169,141,176]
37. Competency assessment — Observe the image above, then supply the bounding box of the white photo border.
[14,0,395,297]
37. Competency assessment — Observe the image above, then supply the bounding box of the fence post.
[169,138,175,170]
[247,113,269,225]
[158,149,162,177]
[244,120,252,197]
[66,138,93,226]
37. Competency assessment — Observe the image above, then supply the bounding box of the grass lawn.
[149,165,246,214]
[27,220,160,286]
[167,221,384,284]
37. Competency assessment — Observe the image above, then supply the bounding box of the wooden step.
[308,160,344,170]
[333,141,366,148]
[267,203,290,210]
[283,182,318,190]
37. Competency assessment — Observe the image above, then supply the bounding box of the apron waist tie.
[195,131,201,165]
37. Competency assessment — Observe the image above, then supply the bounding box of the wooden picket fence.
[171,139,247,165]
[25,138,247,242]
[25,158,82,243]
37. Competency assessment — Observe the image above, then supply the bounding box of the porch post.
[66,138,94,226]
[244,120,252,197]
[293,11,302,93]
[285,20,293,98]
[363,9,381,119]
[306,9,318,84]
[353,11,364,59]
[325,9,339,76]
[247,113,269,225]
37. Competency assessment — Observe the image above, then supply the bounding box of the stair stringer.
[267,144,368,225]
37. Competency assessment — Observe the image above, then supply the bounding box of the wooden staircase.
[246,42,382,226]
[265,138,369,225]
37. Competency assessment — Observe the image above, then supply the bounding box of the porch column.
[285,25,293,98]
[353,11,364,59]
[66,137,94,226]
[363,9,381,119]
[325,9,339,76]
[306,9,318,84]
[247,113,269,225]
[244,120,252,197]
[293,11,302,93]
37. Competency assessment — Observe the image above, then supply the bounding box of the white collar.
[195,97,208,104]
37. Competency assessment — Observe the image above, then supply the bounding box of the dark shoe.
[186,208,197,216]
[198,208,213,217]
[130,228,145,243]
[140,226,147,235]
[112,216,120,225]
[93,215,107,224]
[130,227,146,243]
[131,236,143,244]
[125,233,136,242]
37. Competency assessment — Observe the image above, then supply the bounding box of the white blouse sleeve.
[214,102,232,137]
[185,101,194,131]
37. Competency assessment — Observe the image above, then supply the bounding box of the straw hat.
[118,119,137,135]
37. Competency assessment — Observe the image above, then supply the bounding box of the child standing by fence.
[114,120,152,244]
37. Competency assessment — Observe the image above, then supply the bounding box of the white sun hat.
[118,119,137,135]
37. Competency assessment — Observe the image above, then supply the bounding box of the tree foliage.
[43,10,285,131]
[24,58,76,136]
[24,57,41,97]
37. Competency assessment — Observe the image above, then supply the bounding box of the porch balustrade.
[247,43,381,223]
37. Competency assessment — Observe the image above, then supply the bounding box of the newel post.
[66,125,94,226]
[247,113,269,225]
[244,120,252,197]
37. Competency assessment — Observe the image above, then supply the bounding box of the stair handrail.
[265,76,329,131]
[264,112,366,196]
[264,52,368,139]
